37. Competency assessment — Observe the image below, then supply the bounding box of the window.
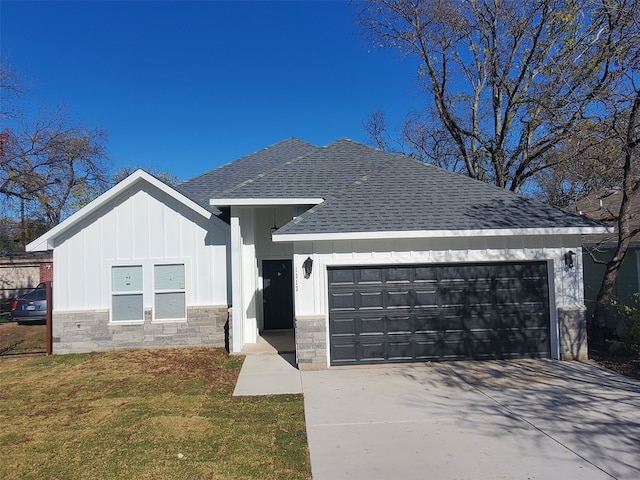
[154,264,186,320]
[112,265,143,321]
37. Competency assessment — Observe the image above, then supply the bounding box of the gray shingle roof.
[273,146,604,235]
[175,136,603,235]
[571,189,636,246]
[176,137,318,212]
[215,138,396,199]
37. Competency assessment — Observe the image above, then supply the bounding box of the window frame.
[152,263,187,323]
[110,264,145,324]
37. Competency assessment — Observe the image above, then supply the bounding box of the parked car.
[11,284,47,325]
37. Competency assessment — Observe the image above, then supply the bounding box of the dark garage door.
[328,262,551,366]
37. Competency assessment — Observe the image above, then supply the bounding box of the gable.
[27,170,220,252]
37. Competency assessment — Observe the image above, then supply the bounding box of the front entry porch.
[240,329,295,355]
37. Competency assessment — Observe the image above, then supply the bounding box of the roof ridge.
[214,142,324,198]
[276,144,401,231]
[180,137,313,185]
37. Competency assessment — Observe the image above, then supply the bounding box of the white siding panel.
[213,242,229,304]
[148,195,165,258]
[66,230,88,309]
[102,207,117,261]
[53,182,228,312]
[180,213,194,259]
[117,200,134,259]
[53,242,69,310]
[83,221,103,308]
[164,205,182,258]
[133,190,149,259]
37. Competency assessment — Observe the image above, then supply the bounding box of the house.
[573,189,640,329]
[27,138,607,366]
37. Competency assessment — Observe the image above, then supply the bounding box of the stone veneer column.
[558,307,589,360]
[295,314,327,370]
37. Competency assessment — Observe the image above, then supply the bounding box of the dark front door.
[263,259,294,330]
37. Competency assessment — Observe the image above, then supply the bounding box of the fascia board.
[272,226,612,243]
[26,169,214,252]
[210,197,324,207]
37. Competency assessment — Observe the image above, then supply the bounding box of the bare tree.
[0,65,110,249]
[591,83,640,329]
[357,0,638,192]
[111,165,179,187]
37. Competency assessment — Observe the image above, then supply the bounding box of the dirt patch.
[591,351,640,380]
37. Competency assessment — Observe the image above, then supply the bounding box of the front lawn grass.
[0,348,311,480]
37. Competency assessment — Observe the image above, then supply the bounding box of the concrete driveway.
[301,360,640,480]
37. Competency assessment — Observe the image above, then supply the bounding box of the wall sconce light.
[564,250,576,269]
[303,257,313,279]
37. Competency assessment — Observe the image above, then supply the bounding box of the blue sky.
[1,1,422,181]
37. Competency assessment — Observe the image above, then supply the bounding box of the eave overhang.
[272,226,612,243]
[210,197,324,207]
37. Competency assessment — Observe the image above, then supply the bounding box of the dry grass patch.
[0,322,46,355]
[0,348,311,480]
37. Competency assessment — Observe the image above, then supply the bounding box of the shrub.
[611,294,640,352]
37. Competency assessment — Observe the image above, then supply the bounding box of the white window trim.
[152,262,188,323]
[107,259,190,325]
[110,264,144,324]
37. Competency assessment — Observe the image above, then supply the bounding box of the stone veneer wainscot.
[51,305,229,354]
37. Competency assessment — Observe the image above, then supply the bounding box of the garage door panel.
[414,267,438,281]
[495,286,526,304]
[386,340,411,358]
[387,267,412,283]
[386,316,413,334]
[361,341,385,361]
[332,317,358,335]
[328,269,356,286]
[330,292,357,310]
[359,268,384,284]
[388,290,411,307]
[413,314,441,333]
[331,342,359,363]
[328,262,551,365]
[415,289,438,305]
[361,316,385,334]
[360,291,384,309]
[461,314,497,331]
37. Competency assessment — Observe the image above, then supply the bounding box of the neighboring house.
[27,138,606,366]
[573,190,640,329]
[0,251,53,313]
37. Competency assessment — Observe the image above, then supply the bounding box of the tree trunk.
[591,89,640,336]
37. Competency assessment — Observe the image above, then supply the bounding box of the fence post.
[46,281,52,355]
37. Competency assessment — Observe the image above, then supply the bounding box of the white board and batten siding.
[53,185,229,313]
[293,235,584,317]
